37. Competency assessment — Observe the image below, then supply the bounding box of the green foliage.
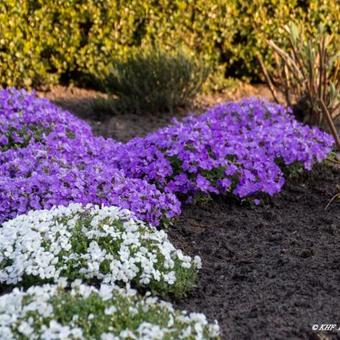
[0,0,338,89]
[229,0,339,79]
[104,49,209,113]
[50,287,218,339]
[276,159,305,179]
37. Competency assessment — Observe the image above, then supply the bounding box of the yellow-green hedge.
[0,0,338,88]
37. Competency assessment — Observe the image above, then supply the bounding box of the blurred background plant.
[102,48,209,114]
[258,22,340,154]
[0,0,338,91]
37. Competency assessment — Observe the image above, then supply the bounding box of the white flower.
[119,329,137,339]
[18,321,34,337]
[137,322,165,339]
[163,271,176,285]
[193,255,202,269]
[99,285,113,301]
[104,306,117,315]
[101,333,117,340]
[41,320,72,340]
[0,204,200,295]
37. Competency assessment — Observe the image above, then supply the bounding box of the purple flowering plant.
[112,98,334,200]
[0,89,180,226]
[0,88,91,151]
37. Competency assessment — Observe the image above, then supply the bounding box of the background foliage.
[0,0,338,88]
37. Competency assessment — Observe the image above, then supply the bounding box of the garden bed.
[48,89,340,339]
[170,164,340,339]
[44,89,340,339]
[1,87,339,339]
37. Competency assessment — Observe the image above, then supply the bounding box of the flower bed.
[0,282,220,339]
[0,204,200,296]
[0,89,180,226]
[0,89,335,339]
[112,98,334,199]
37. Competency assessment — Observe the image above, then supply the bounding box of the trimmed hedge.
[0,0,338,88]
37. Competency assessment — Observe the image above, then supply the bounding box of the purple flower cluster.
[112,98,334,199]
[0,89,333,226]
[0,89,180,225]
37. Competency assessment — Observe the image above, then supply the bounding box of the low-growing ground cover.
[0,282,219,339]
[0,88,92,152]
[0,88,180,226]
[112,98,333,200]
[2,89,333,227]
[0,203,200,296]
[52,93,339,339]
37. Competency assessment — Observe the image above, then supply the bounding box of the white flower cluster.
[0,281,220,339]
[0,203,201,294]
[0,204,220,339]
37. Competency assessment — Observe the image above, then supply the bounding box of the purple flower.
[196,174,212,192]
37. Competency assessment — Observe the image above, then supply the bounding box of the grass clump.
[104,48,209,114]
[258,22,340,152]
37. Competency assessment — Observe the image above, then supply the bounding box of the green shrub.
[104,48,209,113]
[0,0,338,88]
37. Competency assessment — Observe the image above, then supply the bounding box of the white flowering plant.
[0,281,220,339]
[0,204,201,296]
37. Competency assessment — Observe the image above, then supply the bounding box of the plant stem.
[256,54,280,103]
[319,99,340,152]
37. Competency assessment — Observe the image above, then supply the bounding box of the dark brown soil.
[169,164,340,340]
[39,84,275,142]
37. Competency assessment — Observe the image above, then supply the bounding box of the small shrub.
[0,282,220,339]
[0,204,201,296]
[89,96,118,117]
[104,48,209,114]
